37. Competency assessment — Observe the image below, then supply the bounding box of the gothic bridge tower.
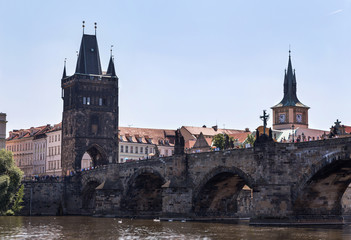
[271,51,309,130]
[61,25,118,175]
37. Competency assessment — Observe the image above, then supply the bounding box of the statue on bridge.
[329,119,347,138]
[254,110,274,146]
[174,128,185,155]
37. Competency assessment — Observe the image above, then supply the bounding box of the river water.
[1,216,351,240]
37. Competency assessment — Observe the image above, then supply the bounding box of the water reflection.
[1,216,351,240]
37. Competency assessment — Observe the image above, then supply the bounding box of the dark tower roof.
[62,62,67,79]
[106,56,117,77]
[75,34,102,75]
[272,52,308,108]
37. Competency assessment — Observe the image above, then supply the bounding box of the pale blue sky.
[1,0,351,135]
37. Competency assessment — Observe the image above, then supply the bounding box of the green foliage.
[12,184,24,213]
[244,134,256,146]
[212,134,225,150]
[5,209,14,216]
[0,149,23,215]
[212,133,234,150]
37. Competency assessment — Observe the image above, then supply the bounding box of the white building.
[46,123,62,176]
[32,125,50,175]
[0,113,6,150]
[119,127,175,163]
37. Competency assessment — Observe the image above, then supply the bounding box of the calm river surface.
[1,216,351,240]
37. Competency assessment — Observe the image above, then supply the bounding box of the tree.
[0,149,23,215]
[244,133,256,147]
[212,133,234,150]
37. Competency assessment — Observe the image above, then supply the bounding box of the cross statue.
[260,110,269,136]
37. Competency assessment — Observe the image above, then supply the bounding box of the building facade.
[61,28,119,175]
[119,127,175,163]
[46,124,62,176]
[0,113,6,150]
[32,125,51,175]
[6,126,49,176]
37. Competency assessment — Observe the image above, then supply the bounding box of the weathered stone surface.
[22,137,351,224]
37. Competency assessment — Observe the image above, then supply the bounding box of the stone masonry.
[21,137,351,224]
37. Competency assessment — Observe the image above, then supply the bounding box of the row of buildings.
[5,122,252,177]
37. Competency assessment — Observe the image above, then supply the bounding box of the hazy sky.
[1,0,351,135]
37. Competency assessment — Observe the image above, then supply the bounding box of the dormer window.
[119,136,123,142]
[127,136,133,142]
[147,138,152,144]
[137,137,142,143]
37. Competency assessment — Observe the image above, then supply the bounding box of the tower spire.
[62,58,67,79]
[274,50,307,108]
[94,22,97,35]
[82,21,85,34]
[106,45,116,77]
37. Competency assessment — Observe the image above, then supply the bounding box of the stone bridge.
[23,137,351,224]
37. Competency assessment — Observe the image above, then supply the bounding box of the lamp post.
[292,124,295,143]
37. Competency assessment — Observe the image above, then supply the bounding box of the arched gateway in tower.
[61,27,118,175]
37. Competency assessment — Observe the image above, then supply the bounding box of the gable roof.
[193,132,211,149]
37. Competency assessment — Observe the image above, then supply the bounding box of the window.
[126,146,129,153]
[121,145,124,152]
[99,98,103,106]
[87,97,91,105]
[83,97,87,105]
[140,147,143,153]
[135,147,138,153]
[119,136,123,142]
[145,147,148,154]
[58,134,60,141]
[131,146,133,153]
[55,135,57,142]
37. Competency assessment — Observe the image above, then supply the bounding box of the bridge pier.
[161,184,193,218]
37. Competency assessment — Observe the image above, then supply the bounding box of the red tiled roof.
[228,132,252,143]
[182,126,245,137]
[344,126,351,134]
[119,127,175,146]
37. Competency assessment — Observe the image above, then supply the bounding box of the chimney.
[245,128,250,132]
[212,125,218,131]
[202,125,207,128]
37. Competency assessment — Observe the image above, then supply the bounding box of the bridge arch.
[293,151,351,217]
[192,166,255,217]
[81,178,102,215]
[120,167,166,217]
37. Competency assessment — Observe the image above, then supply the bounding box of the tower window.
[91,115,99,134]
[99,98,102,106]
[87,97,91,105]
[83,97,86,105]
